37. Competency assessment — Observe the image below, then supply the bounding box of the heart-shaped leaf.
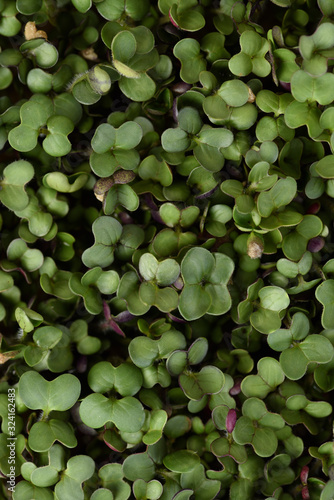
[54,455,95,500]
[79,393,145,431]
[18,371,81,414]
[0,160,34,211]
[82,216,122,268]
[179,365,225,400]
[28,420,77,452]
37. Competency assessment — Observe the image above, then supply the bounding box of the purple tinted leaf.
[280,81,291,91]
[76,355,87,373]
[306,202,321,215]
[307,236,325,253]
[229,380,242,396]
[144,194,158,211]
[114,310,135,323]
[195,185,219,200]
[226,409,237,434]
[302,485,310,500]
[103,300,111,320]
[167,312,187,323]
[107,318,126,337]
[172,82,192,94]
[300,465,309,485]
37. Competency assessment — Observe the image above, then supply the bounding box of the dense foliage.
[1,0,334,498]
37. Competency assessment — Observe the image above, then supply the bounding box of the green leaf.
[143,410,168,445]
[188,337,208,365]
[250,308,282,334]
[320,481,334,500]
[80,393,145,432]
[21,39,59,69]
[123,453,155,482]
[181,249,232,316]
[16,0,42,15]
[174,38,206,84]
[280,335,334,380]
[98,463,131,498]
[19,371,81,414]
[91,123,116,153]
[117,121,143,148]
[34,326,62,349]
[315,155,334,179]
[72,79,101,105]
[166,350,188,376]
[112,397,145,431]
[178,107,202,134]
[233,416,278,457]
[79,393,113,428]
[285,100,323,138]
[139,282,179,312]
[0,160,34,211]
[28,420,77,452]
[316,280,334,329]
[206,204,233,236]
[218,80,250,107]
[82,216,122,268]
[211,436,247,464]
[291,70,334,105]
[133,479,163,500]
[12,482,54,500]
[181,247,215,284]
[178,284,211,321]
[43,172,88,193]
[119,73,156,102]
[251,427,278,457]
[163,450,200,473]
[15,306,43,333]
[179,366,225,400]
[72,0,92,13]
[258,286,290,311]
[54,455,95,500]
[241,358,285,398]
[161,127,191,153]
[138,155,173,186]
[129,337,159,369]
[90,489,114,500]
[300,335,334,363]
[279,345,308,380]
[112,31,137,63]
[193,142,225,172]
[198,127,234,149]
[156,259,180,286]
[257,177,297,217]
[240,375,271,399]
[118,271,150,315]
[0,67,13,90]
[0,270,13,292]
[139,253,159,281]
[42,115,74,156]
[169,4,205,32]
[104,184,139,213]
[69,273,103,315]
[229,31,270,77]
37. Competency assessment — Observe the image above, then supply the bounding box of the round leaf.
[163,450,200,473]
